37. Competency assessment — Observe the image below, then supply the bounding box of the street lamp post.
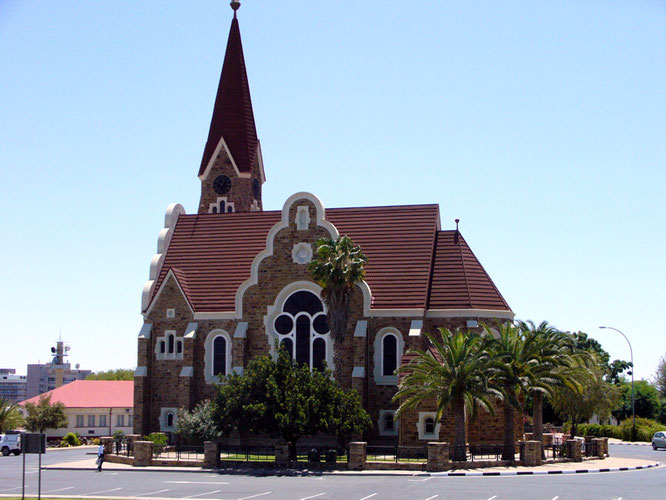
[599,326,635,440]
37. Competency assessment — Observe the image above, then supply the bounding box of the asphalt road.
[0,444,664,500]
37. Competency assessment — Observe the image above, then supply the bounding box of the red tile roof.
[19,381,134,408]
[199,17,258,176]
[428,231,510,310]
[150,204,511,314]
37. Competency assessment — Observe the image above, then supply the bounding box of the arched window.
[166,412,174,428]
[168,334,174,354]
[204,330,232,384]
[373,328,404,385]
[382,334,398,376]
[272,290,330,371]
[213,336,227,377]
[424,417,435,435]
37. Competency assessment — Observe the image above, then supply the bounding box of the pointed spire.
[198,6,258,176]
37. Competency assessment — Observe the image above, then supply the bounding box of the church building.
[134,3,518,447]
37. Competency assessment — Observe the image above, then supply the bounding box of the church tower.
[197,1,265,214]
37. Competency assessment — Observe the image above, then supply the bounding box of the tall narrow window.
[176,340,182,354]
[384,413,394,432]
[213,336,227,377]
[382,334,397,376]
[424,417,435,435]
[168,334,174,354]
[295,316,310,365]
[166,412,174,428]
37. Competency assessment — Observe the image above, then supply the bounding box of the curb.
[609,441,651,447]
[43,462,661,477]
[429,462,661,476]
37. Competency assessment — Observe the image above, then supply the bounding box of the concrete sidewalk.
[43,456,661,477]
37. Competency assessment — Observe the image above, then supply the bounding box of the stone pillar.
[275,444,290,467]
[524,432,534,441]
[593,438,606,459]
[348,442,367,471]
[599,437,609,457]
[542,433,553,447]
[126,434,141,455]
[566,440,582,462]
[133,441,154,466]
[204,441,219,468]
[426,442,449,472]
[519,440,542,466]
[100,437,114,455]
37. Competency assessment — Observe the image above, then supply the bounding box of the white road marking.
[166,481,230,485]
[85,487,123,495]
[425,495,439,500]
[184,489,222,498]
[487,496,497,500]
[300,493,326,500]
[0,486,22,492]
[360,494,378,500]
[409,477,432,482]
[137,488,170,497]
[552,497,559,500]
[43,486,75,493]
[238,492,272,500]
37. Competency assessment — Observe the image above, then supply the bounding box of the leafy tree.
[570,331,631,384]
[394,328,500,462]
[24,394,68,434]
[214,346,371,460]
[653,354,666,398]
[176,400,223,444]
[309,236,367,378]
[550,360,620,437]
[0,397,25,433]
[612,380,660,421]
[86,369,134,381]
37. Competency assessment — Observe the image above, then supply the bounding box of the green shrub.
[113,430,125,442]
[60,432,81,447]
[144,432,168,456]
[617,417,666,442]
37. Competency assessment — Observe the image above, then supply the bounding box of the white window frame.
[155,330,184,360]
[160,407,178,432]
[373,327,404,385]
[99,414,107,428]
[116,414,124,427]
[204,329,232,384]
[417,412,441,440]
[87,414,96,427]
[378,409,398,437]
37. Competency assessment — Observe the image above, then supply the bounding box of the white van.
[0,433,21,456]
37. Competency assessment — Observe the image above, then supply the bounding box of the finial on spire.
[454,218,460,244]
[455,218,460,231]
[230,0,241,17]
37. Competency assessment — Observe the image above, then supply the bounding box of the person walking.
[96,442,105,472]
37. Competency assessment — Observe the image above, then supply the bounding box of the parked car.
[0,433,21,456]
[651,431,666,450]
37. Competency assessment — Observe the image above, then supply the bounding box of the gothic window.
[166,412,174,428]
[378,410,398,436]
[205,330,232,384]
[168,334,174,354]
[424,417,435,435]
[213,336,227,377]
[273,290,329,371]
[382,333,398,376]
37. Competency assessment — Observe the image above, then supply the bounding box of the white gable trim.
[425,309,514,319]
[142,269,195,318]
[198,135,251,180]
[256,140,266,184]
[234,192,339,319]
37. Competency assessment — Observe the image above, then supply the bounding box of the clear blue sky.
[1,1,664,380]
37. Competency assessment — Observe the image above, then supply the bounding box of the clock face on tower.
[213,175,232,195]
[252,178,261,199]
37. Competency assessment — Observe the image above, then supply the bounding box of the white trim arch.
[373,327,405,385]
[204,329,232,384]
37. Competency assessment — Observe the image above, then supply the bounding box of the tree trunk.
[452,397,467,462]
[288,440,297,462]
[532,392,543,443]
[502,400,516,462]
[532,392,545,459]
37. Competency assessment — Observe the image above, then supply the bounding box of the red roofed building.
[20,381,134,439]
[134,4,519,447]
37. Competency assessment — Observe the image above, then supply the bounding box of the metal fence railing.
[113,440,132,457]
[218,446,275,463]
[365,445,427,463]
[294,447,348,464]
[153,444,204,461]
[450,444,510,462]
[543,443,565,460]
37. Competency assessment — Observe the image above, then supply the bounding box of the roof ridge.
[456,231,474,309]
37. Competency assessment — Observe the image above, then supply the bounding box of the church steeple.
[197,1,265,214]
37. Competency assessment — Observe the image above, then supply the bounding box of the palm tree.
[516,320,580,446]
[484,322,540,461]
[0,398,24,433]
[308,236,367,379]
[394,328,501,462]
